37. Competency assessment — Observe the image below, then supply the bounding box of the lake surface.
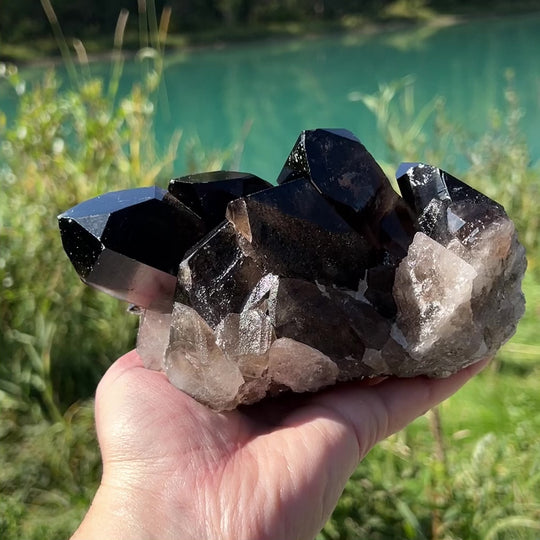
[6,13,540,182]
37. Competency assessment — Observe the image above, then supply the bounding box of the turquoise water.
[5,13,540,182]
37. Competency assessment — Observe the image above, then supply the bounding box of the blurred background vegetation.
[1,1,539,539]
[2,0,540,62]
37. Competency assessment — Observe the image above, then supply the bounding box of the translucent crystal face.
[59,130,526,410]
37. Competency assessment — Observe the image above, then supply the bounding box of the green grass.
[321,362,540,539]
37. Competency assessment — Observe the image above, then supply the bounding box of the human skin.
[71,350,489,540]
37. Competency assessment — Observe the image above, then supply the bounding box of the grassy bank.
[2,1,540,65]
[0,14,449,65]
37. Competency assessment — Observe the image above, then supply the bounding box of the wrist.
[71,482,155,540]
[71,471,220,540]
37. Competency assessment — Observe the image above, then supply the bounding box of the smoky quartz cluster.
[58,129,526,410]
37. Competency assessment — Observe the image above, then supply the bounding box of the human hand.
[71,350,488,540]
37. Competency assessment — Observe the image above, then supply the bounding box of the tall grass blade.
[395,500,428,540]
[39,0,79,87]
[485,516,540,540]
[138,0,149,49]
[147,0,159,50]
[72,39,91,80]
[159,6,172,53]
[154,5,172,120]
[108,9,130,101]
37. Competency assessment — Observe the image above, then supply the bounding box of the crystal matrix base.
[58,130,526,411]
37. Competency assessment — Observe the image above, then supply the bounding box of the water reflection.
[159,13,540,180]
[6,13,540,181]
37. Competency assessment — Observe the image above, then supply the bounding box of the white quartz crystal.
[136,309,172,370]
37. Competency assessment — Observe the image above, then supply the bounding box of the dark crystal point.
[441,170,507,245]
[176,221,265,328]
[58,187,205,310]
[397,163,451,214]
[277,129,415,261]
[395,162,420,179]
[226,177,375,288]
[277,129,390,214]
[168,171,273,230]
[396,163,507,245]
[270,277,373,378]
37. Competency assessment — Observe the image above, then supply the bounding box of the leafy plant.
[320,366,540,539]
[0,4,184,536]
[357,72,540,269]
[465,71,540,263]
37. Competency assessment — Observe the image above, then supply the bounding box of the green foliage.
[357,75,449,169]
[320,361,540,539]
[0,0,376,42]
[0,49,182,534]
[0,64,180,404]
[465,73,540,264]
[357,72,540,272]
[0,400,100,539]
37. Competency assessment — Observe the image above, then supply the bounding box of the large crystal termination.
[58,187,206,311]
[58,130,526,410]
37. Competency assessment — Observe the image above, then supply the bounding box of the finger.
[312,357,490,459]
[94,351,250,470]
[97,349,145,389]
[94,351,178,461]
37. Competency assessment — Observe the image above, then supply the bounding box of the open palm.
[72,350,487,540]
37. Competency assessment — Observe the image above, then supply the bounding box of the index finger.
[312,357,491,459]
